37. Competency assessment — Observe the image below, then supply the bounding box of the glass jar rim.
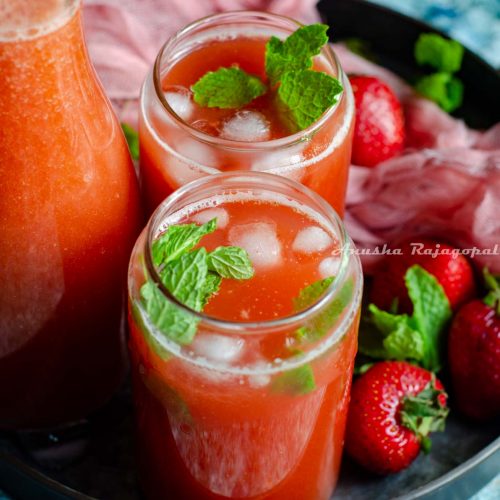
[0,0,80,42]
[143,171,359,334]
[152,10,345,151]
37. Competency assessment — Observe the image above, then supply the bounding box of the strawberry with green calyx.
[345,361,448,474]
[448,268,500,421]
[359,265,452,372]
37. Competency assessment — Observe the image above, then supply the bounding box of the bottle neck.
[0,0,80,43]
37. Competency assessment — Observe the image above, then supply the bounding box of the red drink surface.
[0,3,142,428]
[129,196,360,499]
[139,34,354,215]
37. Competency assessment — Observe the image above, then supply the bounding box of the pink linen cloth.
[82,0,500,273]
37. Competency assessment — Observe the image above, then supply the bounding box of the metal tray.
[1,0,499,498]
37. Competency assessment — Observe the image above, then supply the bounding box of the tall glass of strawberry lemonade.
[0,0,142,429]
[128,172,362,499]
[139,11,355,216]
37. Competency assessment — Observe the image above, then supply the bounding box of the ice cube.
[165,86,194,121]
[292,226,333,254]
[192,207,229,229]
[176,137,217,166]
[192,333,244,364]
[251,143,304,171]
[248,361,271,388]
[228,222,281,269]
[319,256,341,278]
[220,111,271,142]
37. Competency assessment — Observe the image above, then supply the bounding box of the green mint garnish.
[278,70,343,131]
[121,123,139,160]
[192,67,266,109]
[140,281,199,345]
[265,24,329,86]
[191,23,342,132]
[359,265,452,372]
[207,246,254,280]
[152,219,216,267]
[413,33,464,113]
[414,72,463,112]
[273,363,316,395]
[294,276,354,344]
[415,33,464,73]
[140,218,254,346]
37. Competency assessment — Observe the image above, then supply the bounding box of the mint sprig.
[190,23,342,132]
[294,276,354,344]
[273,363,316,395]
[414,33,464,112]
[265,24,329,86]
[359,265,452,372]
[208,246,254,280]
[192,67,266,109]
[139,218,254,346]
[415,33,464,73]
[415,72,463,113]
[278,70,343,131]
[152,219,216,267]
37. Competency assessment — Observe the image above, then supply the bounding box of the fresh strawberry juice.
[128,173,362,499]
[0,0,142,428]
[139,12,354,216]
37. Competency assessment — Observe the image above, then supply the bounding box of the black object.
[318,0,500,129]
[1,1,499,499]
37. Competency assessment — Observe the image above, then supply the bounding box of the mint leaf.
[294,276,334,311]
[296,277,354,344]
[368,305,425,361]
[278,70,343,131]
[121,123,139,160]
[192,67,266,109]
[415,72,463,112]
[405,265,452,371]
[200,272,222,308]
[208,246,254,280]
[140,281,199,345]
[415,33,464,73]
[152,219,217,267]
[160,248,209,312]
[273,363,316,395]
[265,24,329,85]
[362,265,451,371]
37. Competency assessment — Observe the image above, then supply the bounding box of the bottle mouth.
[152,10,346,151]
[143,171,355,333]
[0,0,79,42]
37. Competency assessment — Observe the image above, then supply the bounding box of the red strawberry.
[345,361,448,474]
[349,75,405,167]
[370,239,476,313]
[448,269,500,421]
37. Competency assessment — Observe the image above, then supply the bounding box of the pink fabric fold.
[83,1,500,273]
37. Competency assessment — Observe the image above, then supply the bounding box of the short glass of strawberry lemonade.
[128,172,362,499]
[139,11,355,216]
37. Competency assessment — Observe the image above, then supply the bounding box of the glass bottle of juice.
[0,0,142,429]
[128,172,362,499]
[139,11,354,216]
